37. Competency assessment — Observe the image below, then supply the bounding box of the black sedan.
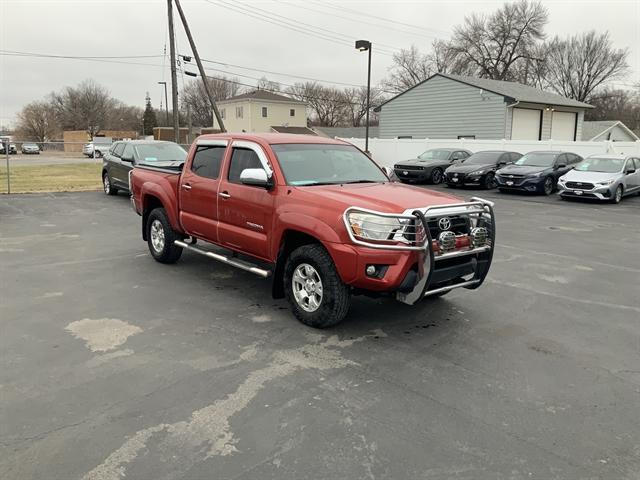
[393,148,472,184]
[496,151,582,195]
[102,140,187,195]
[445,151,522,189]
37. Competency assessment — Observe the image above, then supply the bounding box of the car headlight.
[528,172,543,178]
[470,170,485,176]
[347,212,404,241]
[596,179,615,186]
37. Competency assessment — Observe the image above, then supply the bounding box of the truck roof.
[195,132,350,146]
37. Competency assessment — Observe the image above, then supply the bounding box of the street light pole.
[355,40,372,155]
[158,81,169,124]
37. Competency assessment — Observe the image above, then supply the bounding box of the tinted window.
[228,148,263,184]
[464,152,503,165]
[191,145,225,179]
[121,143,134,161]
[624,159,635,172]
[510,152,522,162]
[113,143,125,157]
[515,152,556,167]
[555,153,568,166]
[633,158,640,169]
[417,149,451,161]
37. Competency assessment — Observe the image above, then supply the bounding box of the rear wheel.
[284,244,350,328]
[103,172,118,196]
[146,208,183,263]
[611,185,623,204]
[430,168,444,184]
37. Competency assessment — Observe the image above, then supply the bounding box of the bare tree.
[107,103,143,133]
[257,76,281,92]
[49,79,117,137]
[448,0,548,81]
[383,45,433,94]
[543,31,629,103]
[342,87,386,127]
[286,82,347,126]
[180,76,240,126]
[585,87,640,134]
[15,101,59,142]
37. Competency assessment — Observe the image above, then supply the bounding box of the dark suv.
[496,151,582,195]
[102,140,187,195]
[445,151,522,189]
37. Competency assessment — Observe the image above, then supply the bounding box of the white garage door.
[551,111,576,140]
[511,108,541,140]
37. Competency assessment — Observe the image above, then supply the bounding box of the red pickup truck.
[130,133,495,328]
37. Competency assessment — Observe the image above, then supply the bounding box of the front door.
[217,141,276,260]
[178,140,228,243]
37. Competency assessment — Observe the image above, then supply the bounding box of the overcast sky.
[1,0,639,127]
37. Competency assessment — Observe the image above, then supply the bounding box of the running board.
[174,240,271,278]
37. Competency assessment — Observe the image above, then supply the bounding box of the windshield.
[417,149,451,161]
[575,158,624,173]
[135,143,187,163]
[464,152,501,165]
[515,153,557,167]
[272,144,388,186]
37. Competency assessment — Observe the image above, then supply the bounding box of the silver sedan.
[558,155,640,204]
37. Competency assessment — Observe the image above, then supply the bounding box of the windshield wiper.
[341,180,379,184]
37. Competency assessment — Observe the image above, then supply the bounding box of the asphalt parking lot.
[1,187,639,479]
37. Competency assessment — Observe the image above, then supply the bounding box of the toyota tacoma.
[130,133,495,328]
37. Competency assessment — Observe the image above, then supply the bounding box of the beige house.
[217,90,308,133]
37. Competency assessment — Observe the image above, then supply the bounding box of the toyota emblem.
[438,217,452,230]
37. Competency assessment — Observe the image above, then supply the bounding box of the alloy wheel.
[292,263,323,313]
[150,220,166,253]
[103,174,110,194]
[544,177,553,195]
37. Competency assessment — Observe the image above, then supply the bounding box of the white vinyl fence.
[339,138,640,168]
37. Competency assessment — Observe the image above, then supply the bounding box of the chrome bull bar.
[343,197,495,305]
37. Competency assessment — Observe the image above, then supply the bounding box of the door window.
[191,145,226,179]
[121,143,134,161]
[509,152,522,162]
[113,142,125,157]
[632,158,640,170]
[228,148,263,184]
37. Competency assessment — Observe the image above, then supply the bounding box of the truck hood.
[560,169,620,183]
[293,182,464,214]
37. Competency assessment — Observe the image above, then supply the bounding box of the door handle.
[181,183,192,191]
[219,191,231,199]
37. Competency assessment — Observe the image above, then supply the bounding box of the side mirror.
[497,161,507,167]
[240,168,272,188]
[382,166,398,182]
[626,168,636,175]
[121,155,134,163]
[556,163,567,169]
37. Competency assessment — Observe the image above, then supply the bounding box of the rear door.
[624,158,640,192]
[217,140,276,260]
[178,139,228,243]
[107,142,128,188]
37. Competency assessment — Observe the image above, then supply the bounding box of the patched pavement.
[1,189,639,479]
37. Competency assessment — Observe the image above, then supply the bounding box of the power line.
[0,49,163,60]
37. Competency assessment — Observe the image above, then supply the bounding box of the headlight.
[597,179,615,186]
[528,172,543,178]
[470,170,485,176]
[347,212,404,241]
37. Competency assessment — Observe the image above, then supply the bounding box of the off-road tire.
[284,244,350,328]
[103,172,118,196]
[430,168,444,184]
[146,208,183,264]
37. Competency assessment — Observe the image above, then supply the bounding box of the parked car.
[130,133,496,328]
[83,142,111,158]
[445,151,522,189]
[0,142,17,154]
[496,151,582,195]
[21,143,41,154]
[393,148,472,184]
[558,155,640,204]
[102,140,187,195]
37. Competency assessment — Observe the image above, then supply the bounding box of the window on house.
[262,107,268,118]
[220,108,225,119]
[236,106,243,119]
[290,109,295,117]
[191,145,226,179]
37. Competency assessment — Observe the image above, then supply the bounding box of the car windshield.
[272,144,388,186]
[417,149,451,161]
[134,143,187,163]
[575,158,625,173]
[464,152,501,165]
[514,153,557,167]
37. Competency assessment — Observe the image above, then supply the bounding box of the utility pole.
[167,0,180,143]
[174,0,226,132]
[158,81,169,124]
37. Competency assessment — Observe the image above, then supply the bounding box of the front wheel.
[146,208,183,263]
[541,176,554,195]
[430,168,444,184]
[284,244,350,328]
[483,173,497,189]
[610,185,623,204]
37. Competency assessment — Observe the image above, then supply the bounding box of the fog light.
[438,231,456,252]
[366,265,377,276]
[470,227,488,247]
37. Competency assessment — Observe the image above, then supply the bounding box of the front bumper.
[558,184,612,200]
[340,198,495,304]
[394,168,429,182]
[445,173,484,186]
[496,175,543,192]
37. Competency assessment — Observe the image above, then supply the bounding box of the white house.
[581,121,639,141]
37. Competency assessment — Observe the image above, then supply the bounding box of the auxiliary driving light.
[438,231,456,252]
[366,265,377,276]
[470,227,488,247]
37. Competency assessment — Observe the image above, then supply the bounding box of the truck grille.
[426,216,470,237]
[565,181,594,190]
[446,172,465,182]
